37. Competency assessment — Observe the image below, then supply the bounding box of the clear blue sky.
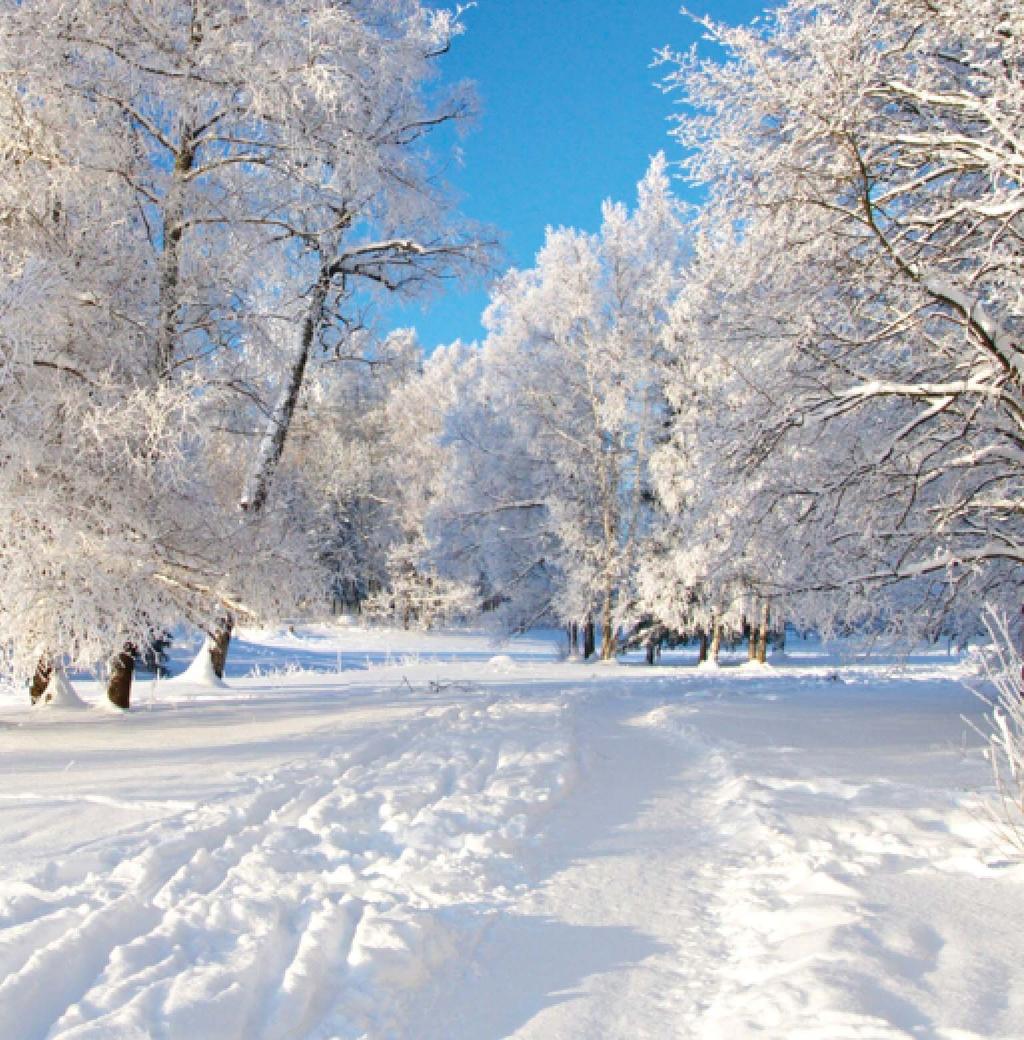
[388,0,770,350]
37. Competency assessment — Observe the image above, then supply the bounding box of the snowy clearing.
[1,627,1022,1039]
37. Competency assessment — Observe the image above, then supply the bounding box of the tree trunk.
[154,134,196,381]
[601,627,616,660]
[710,616,722,663]
[152,2,207,375]
[600,580,616,660]
[198,271,331,675]
[240,275,329,515]
[107,644,136,711]
[757,602,770,664]
[583,616,595,660]
[747,616,757,661]
[198,269,332,674]
[645,638,656,666]
[698,631,709,664]
[29,656,53,704]
[568,622,579,658]
[209,615,234,679]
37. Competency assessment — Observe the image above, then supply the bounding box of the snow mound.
[487,654,516,672]
[33,667,87,710]
[168,641,227,687]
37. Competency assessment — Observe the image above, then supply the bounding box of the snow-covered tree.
[277,326,455,622]
[433,158,686,656]
[291,330,424,612]
[428,340,562,634]
[367,337,481,628]
[0,0,484,703]
[656,0,1024,635]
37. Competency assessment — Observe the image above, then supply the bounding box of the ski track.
[0,691,578,1040]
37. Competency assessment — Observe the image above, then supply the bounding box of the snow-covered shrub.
[970,612,1024,855]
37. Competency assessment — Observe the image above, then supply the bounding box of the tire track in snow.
[0,692,578,1040]
[0,713,440,1040]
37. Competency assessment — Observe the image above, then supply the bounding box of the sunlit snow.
[2,625,1021,1039]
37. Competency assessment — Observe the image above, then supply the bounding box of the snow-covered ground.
[1,626,1021,1039]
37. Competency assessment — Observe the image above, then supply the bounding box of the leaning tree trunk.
[239,278,326,515]
[184,271,333,680]
[107,645,136,711]
[29,656,53,704]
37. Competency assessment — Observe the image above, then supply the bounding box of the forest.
[0,0,1020,703]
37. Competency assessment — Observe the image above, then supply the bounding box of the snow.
[33,667,87,710]
[0,627,1021,1039]
[169,639,228,688]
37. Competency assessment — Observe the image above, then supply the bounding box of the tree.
[0,36,237,695]
[429,340,563,634]
[432,158,686,656]
[277,326,467,622]
[656,0,1024,634]
[0,0,485,702]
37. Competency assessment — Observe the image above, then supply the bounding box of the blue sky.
[388,0,770,350]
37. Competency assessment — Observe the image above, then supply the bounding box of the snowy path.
[1,629,1023,1038]
[420,692,725,1039]
[418,674,1024,1040]
[0,674,577,1040]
